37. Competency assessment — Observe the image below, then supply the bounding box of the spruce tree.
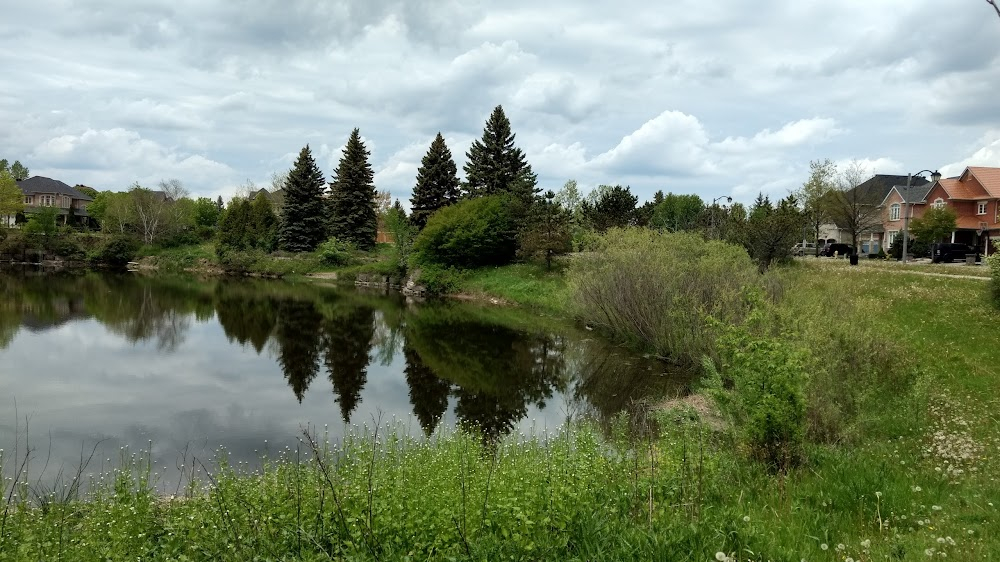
[462,105,538,208]
[328,128,377,250]
[410,133,460,230]
[279,145,327,252]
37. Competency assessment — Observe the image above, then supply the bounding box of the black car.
[930,243,978,263]
[820,243,854,257]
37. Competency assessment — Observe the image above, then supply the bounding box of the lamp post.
[901,169,941,264]
[711,195,732,240]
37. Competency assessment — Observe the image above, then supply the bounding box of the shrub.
[317,237,355,266]
[217,248,265,273]
[568,228,763,366]
[988,254,1000,307]
[94,235,141,266]
[702,323,807,472]
[411,195,517,269]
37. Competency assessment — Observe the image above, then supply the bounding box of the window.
[40,195,55,206]
[890,203,901,221]
[978,202,988,215]
[932,198,946,209]
[887,230,898,247]
[23,195,32,205]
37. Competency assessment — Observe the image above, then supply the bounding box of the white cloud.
[940,133,1000,177]
[590,110,713,176]
[714,118,843,153]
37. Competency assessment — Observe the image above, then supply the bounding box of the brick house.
[15,176,94,226]
[880,166,1000,256]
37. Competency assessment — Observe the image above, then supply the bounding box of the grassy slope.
[453,261,572,314]
[3,261,998,561]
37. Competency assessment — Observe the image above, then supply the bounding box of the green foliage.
[410,132,461,230]
[909,206,958,243]
[0,169,23,227]
[9,159,28,180]
[317,237,356,266]
[249,193,278,251]
[569,228,762,366]
[217,194,278,254]
[702,322,807,472]
[888,235,930,259]
[988,254,1000,307]
[280,145,328,252]
[94,234,141,266]
[411,195,518,269]
[328,128,378,251]
[731,193,804,272]
[462,105,538,208]
[797,159,837,252]
[384,202,415,275]
[23,207,58,238]
[519,190,572,269]
[193,196,221,228]
[581,185,637,232]
[649,192,705,232]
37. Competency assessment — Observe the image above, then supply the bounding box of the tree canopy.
[910,206,958,243]
[327,129,378,251]
[463,106,537,208]
[410,132,460,230]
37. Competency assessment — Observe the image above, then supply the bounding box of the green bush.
[703,322,807,472]
[217,248,265,273]
[411,195,517,269]
[94,235,141,266]
[568,228,763,366]
[317,237,356,266]
[988,254,1000,307]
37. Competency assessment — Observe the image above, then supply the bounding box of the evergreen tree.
[323,306,376,423]
[410,133,460,230]
[582,185,637,231]
[462,105,538,208]
[217,198,252,251]
[250,193,279,251]
[216,195,224,212]
[9,160,28,181]
[519,190,572,270]
[274,299,323,403]
[328,128,377,250]
[403,343,451,435]
[279,145,327,252]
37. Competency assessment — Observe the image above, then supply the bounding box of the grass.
[3,261,999,560]
[804,255,992,278]
[453,261,571,313]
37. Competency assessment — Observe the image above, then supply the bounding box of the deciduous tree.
[737,194,804,272]
[9,160,28,181]
[520,190,572,270]
[0,169,23,228]
[910,206,958,243]
[796,159,837,256]
[327,129,378,251]
[828,160,880,249]
[650,193,704,232]
[581,185,637,232]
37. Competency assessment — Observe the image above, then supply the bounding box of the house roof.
[965,167,1000,198]
[883,183,934,206]
[956,215,991,230]
[936,177,986,201]
[16,176,94,201]
[854,174,929,205]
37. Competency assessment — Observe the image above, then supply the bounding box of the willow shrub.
[568,228,763,367]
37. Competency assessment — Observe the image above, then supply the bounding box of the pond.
[0,270,692,487]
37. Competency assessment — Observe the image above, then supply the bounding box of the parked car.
[930,243,979,263]
[791,242,817,256]
[820,243,854,257]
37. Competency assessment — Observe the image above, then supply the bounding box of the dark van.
[931,243,978,263]
[820,243,854,257]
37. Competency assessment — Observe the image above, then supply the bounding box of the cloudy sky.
[2,1,999,205]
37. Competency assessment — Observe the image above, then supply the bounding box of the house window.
[24,196,32,205]
[978,202,988,215]
[932,198,946,209]
[887,230,898,247]
[40,195,55,206]
[890,203,901,221]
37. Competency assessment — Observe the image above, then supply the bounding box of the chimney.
[931,170,941,183]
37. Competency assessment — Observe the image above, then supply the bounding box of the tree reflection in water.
[0,269,689,440]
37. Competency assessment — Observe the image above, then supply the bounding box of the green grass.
[454,261,571,314]
[3,262,998,561]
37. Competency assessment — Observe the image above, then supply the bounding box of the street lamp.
[901,169,942,264]
[711,195,732,240]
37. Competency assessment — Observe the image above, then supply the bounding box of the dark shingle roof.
[852,174,929,205]
[892,183,935,204]
[16,176,94,201]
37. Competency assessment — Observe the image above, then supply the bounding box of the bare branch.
[989,0,1000,18]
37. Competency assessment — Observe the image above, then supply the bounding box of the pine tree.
[410,133,460,230]
[328,129,377,250]
[9,160,28,181]
[279,145,327,252]
[520,190,572,270]
[250,193,279,251]
[462,105,538,208]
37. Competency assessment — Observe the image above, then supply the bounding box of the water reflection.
[0,270,690,485]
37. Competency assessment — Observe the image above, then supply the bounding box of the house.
[881,167,1000,255]
[822,174,930,254]
[15,176,94,226]
[252,187,285,214]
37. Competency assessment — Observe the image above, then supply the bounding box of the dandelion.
[925,548,935,556]
[932,505,942,511]
[743,515,750,522]
[861,539,871,548]
[716,553,727,561]
[820,544,828,551]
[836,543,846,551]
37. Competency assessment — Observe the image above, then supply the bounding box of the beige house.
[16,176,94,225]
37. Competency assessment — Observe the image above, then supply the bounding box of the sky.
[2,1,999,206]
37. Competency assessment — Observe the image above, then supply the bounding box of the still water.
[0,270,689,485]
